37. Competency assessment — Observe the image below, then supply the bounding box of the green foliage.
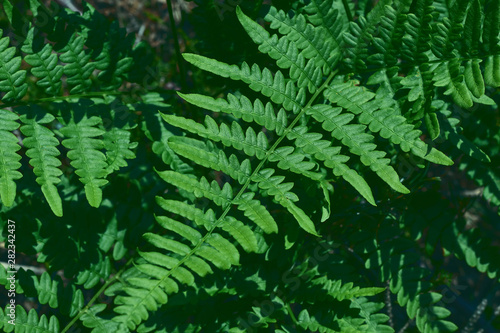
[1,0,499,332]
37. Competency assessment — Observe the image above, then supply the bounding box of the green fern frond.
[0,109,22,207]
[263,6,339,76]
[104,127,137,173]
[59,35,95,94]
[237,8,323,94]
[0,305,59,333]
[23,31,64,96]
[80,304,127,333]
[324,82,453,166]
[13,268,84,317]
[20,111,63,217]
[0,30,28,102]
[183,54,306,113]
[60,114,109,208]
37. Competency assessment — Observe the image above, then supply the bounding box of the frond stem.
[285,303,299,326]
[342,0,353,21]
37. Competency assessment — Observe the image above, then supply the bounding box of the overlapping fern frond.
[0,0,175,215]
[100,0,499,331]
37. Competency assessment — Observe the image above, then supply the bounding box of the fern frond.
[0,30,28,102]
[263,6,339,76]
[0,109,22,207]
[183,54,306,113]
[303,0,349,43]
[237,7,323,94]
[156,170,278,233]
[364,224,459,332]
[308,104,409,194]
[484,54,500,87]
[59,34,95,94]
[161,113,324,181]
[60,114,109,208]
[23,32,63,96]
[178,93,288,136]
[13,268,85,317]
[20,111,63,217]
[104,127,137,173]
[324,82,453,166]
[80,304,127,333]
[0,305,59,333]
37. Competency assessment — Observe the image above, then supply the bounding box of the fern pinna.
[96,0,499,332]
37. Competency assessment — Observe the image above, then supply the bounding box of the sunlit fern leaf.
[156,170,279,233]
[308,104,409,194]
[0,30,28,102]
[324,82,453,166]
[60,114,109,208]
[178,93,288,136]
[182,54,306,114]
[19,111,63,217]
[0,109,22,207]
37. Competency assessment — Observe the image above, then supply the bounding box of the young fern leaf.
[60,114,109,208]
[0,109,22,207]
[20,112,63,217]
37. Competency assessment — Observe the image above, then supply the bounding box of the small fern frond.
[308,104,409,194]
[0,109,22,207]
[23,33,63,96]
[156,170,277,234]
[80,304,127,333]
[60,114,109,208]
[178,93,288,135]
[0,305,59,333]
[0,30,28,102]
[104,127,137,173]
[59,35,96,94]
[20,111,63,217]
